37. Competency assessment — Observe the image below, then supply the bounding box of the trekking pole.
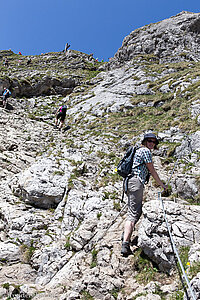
[98,202,127,240]
[84,202,128,250]
[96,188,128,241]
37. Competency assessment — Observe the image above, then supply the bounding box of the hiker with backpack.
[55,104,67,130]
[120,133,167,256]
[2,87,11,109]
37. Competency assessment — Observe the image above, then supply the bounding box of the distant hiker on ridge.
[88,53,94,61]
[27,58,31,65]
[55,104,67,130]
[121,133,167,257]
[64,43,70,55]
[4,58,9,67]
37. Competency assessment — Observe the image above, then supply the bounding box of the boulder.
[172,175,199,200]
[184,272,200,300]
[138,200,200,273]
[0,242,21,263]
[9,157,70,208]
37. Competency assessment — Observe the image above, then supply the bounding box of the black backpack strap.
[123,174,134,193]
[131,146,150,185]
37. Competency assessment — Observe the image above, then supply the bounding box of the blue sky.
[1,0,199,61]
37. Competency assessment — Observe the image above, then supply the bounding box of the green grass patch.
[133,249,168,285]
[90,248,98,268]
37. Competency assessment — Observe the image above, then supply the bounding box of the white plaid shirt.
[131,147,152,184]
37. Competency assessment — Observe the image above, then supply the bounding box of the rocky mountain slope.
[0,11,200,300]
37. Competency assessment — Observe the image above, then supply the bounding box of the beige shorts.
[126,176,144,223]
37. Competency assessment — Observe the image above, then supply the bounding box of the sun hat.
[141,133,159,146]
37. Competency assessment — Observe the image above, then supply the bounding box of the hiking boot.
[121,232,138,247]
[121,242,132,257]
[131,236,138,246]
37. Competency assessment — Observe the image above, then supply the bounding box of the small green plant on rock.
[178,246,190,270]
[90,248,98,268]
[189,260,200,278]
[80,289,94,300]
[64,236,71,250]
[132,292,148,300]
[53,170,64,176]
[113,200,121,211]
[133,248,164,285]
[20,241,36,263]
[170,290,184,300]
[97,212,102,219]
[111,287,120,299]
[2,282,10,290]
[102,191,110,200]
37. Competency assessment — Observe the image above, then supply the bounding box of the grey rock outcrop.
[109,11,200,68]
[138,200,200,273]
[0,242,21,263]
[0,71,76,98]
[0,50,101,98]
[0,10,200,300]
[173,176,199,200]
[10,157,71,208]
[184,273,200,300]
[188,243,200,264]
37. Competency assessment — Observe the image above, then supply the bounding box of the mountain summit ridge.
[109,11,200,68]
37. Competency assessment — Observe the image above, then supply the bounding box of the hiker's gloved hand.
[161,184,170,197]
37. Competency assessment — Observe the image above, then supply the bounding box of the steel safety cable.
[157,134,195,299]
[156,134,197,298]
[158,192,196,300]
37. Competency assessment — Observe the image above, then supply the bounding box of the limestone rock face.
[0,11,200,300]
[10,157,70,208]
[138,200,200,273]
[174,176,199,200]
[109,11,200,68]
[0,242,21,263]
[184,272,200,300]
[0,71,76,98]
[0,50,100,98]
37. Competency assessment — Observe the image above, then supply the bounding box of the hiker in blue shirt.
[4,58,9,67]
[121,133,167,256]
[2,87,11,109]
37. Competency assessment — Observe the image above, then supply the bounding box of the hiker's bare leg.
[3,100,7,108]
[123,220,135,242]
[55,117,60,126]
[59,120,64,129]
